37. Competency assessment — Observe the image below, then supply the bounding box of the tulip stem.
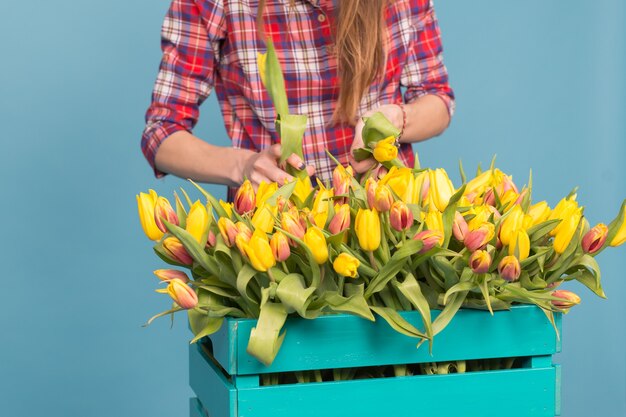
[368,251,379,271]
[337,275,345,295]
[267,268,276,283]
[281,261,289,274]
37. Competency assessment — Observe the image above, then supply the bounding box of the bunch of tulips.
[137,147,626,365]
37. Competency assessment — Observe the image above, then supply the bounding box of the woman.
[141,0,454,193]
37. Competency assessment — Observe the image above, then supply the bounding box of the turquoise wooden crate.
[189,305,562,417]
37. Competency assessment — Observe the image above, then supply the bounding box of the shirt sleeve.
[401,0,455,117]
[141,0,226,178]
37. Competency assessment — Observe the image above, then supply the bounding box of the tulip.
[157,279,198,309]
[582,223,608,254]
[380,167,416,204]
[218,217,238,247]
[355,208,381,251]
[414,171,430,205]
[452,211,469,242]
[303,227,329,264]
[499,189,521,213]
[464,223,495,252]
[206,230,217,248]
[365,178,378,209]
[136,190,164,241]
[374,184,394,212]
[256,181,278,208]
[236,222,253,240]
[328,204,351,235]
[153,269,190,283]
[413,229,444,253]
[219,200,233,218]
[469,250,491,274]
[424,209,444,234]
[235,232,251,256]
[270,231,291,262]
[497,256,521,282]
[186,201,210,244]
[312,183,334,228]
[428,168,455,212]
[610,210,626,247]
[293,177,313,204]
[499,205,525,246]
[548,197,580,236]
[154,196,179,233]
[234,180,256,215]
[162,237,193,265]
[242,230,276,272]
[553,212,581,254]
[281,209,305,239]
[251,204,276,233]
[372,136,398,162]
[509,229,530,261]
[526,201,551,228]
[464,170,495,200]
[332,164,353,197]
[551,290,581,309]
[333,253,360,278]
[467,205,497,231]
[390,201,413,232]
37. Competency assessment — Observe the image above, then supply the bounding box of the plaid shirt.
[142,0,454,183]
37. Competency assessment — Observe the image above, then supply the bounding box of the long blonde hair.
[257,0,388,125]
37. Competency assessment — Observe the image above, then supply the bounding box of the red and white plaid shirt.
[142,0,454,183]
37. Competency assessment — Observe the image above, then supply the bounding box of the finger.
[286,153,306,170]
[268,143,282,159]
[350,156,378,174]
[305,164,315,177]
[262,163,294,185]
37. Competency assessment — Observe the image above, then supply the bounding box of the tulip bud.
[153,269,189,283]
[219,200,233,218]
[548,197,580,237]
[328,204,351,235]
[281,210,305,239]
[582,223,608,254]
[312,183,334,228]
[218,217,238,247]
[464,170,494,201]
[527,201,551,228]
[452,211,469,242]
[270,231,291,262]
[235,233,251,257]
[464,223,495,252]
[551,290,581,309]
[234,180,256,215]
[424,209,444,234]
[469,250,491,274]
[365,178,378,209]
[136,190,164,241]
[415,171,430,205]
[374,185,394,212]
[428,168,455,212]
[372,136,398,163]
[333,253,360,278]
[154,196,179,233]
[236,222,253,240]
[497,256,521,282]
[186,201,210,244]
[610,211,626,247]
[293,177,314,204]
[251,204,276,233]
[499,205,525,246]
[256,181,278,208]
[303,227,329,264]
[206,230,217,248]
[332,165,353,198]
[162,237,193,265]
[242,230,276,272]
[509,229,530,261]
[413,230,444,253]
[553,212,581,254]
[390,201,413,232]
[158,279,198,309]
[355,208,381,251]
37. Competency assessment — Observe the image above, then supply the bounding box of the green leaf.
[477,274,494,315]
[246,302,288,366]
[370,306,427,339]
[263,40,289,116]
[323,292,375,321]
[266,179,297,206]
[458,159,466,184]
[570,254,606,298]
[187,179,229,219]
[236,264,260,306]
[361,112,401,148]
[276,114,308,169]
[443,280,476,305]
[601,199,626,252]
[430,256,460,290]
[189,312,224,344]
[442,185,466,248]
[364,239,423,297]
[527,219,561,242]
[393,273,433,342]
[432,268,472,335]
[352,148,373,163]
[276,274,317,317]
[174,191,188,229]
[163,221,220,276]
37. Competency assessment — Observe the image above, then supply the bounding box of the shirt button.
[317,14,326,23]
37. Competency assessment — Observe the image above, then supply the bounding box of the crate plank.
[190,344,236,417]
[190,398,206,417]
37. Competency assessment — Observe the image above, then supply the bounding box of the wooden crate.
[189,305,561,417]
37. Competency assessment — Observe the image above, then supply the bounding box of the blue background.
[1,0,624,416]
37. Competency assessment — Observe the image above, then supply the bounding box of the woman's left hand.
[348,104,404,174]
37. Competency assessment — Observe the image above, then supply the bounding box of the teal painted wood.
[189,344,236,417]
[208,304,561,375]
[190,398,206,417]
[555,364,562,416]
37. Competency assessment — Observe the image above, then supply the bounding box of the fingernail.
[298,162,306,170]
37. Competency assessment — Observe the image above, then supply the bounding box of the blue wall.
[0,1,623,416]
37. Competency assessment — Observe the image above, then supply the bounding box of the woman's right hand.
[238,144,315,190]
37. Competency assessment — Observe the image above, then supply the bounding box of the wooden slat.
[189,344,236,417]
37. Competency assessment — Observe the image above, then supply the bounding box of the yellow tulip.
[219,200,233,218]
[333,253,360,278]
[292,177,313,203]
[303,227,329,264]
[312,183,334,228]
[156,279,198,309]
[380,167,416,203]
[355,208,381,251]
[424,209,444,234]
[374,184,394,212]
[553,212,581,254]
[251,203,276,233]
[186,201,210,244]
[499,205,525,246]
[256,181,278,208]
[467,204,498,231]
[464,170,495,200]
[372,136,398,163]
[526,201,551,228]
[548,197,580,236]
[281,209,305,239]
[509,229,530,261]
[428,168,455,212]
[218,217,238,247]
[610,207,626,247]
[136,190,164,241]
[332,164,353,197]
[242,230,276,272]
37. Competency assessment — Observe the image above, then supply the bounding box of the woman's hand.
[349,104,404,174]
[239,144,315,190]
